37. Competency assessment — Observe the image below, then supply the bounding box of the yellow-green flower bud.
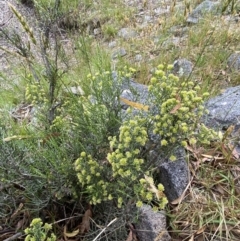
[158,183,164,191]
[157,64,164,70]
[169,155,177,161]
[136,200,143,207]
[161,139,168,146]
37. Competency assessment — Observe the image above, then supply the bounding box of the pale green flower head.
[129,67,137,72]
[43,223,52,231]
[161,139,168,146]
[157,64,164,69]
[169,155,177,161]
[158,183,165,191]
[30,218,42,226]
[136,200,143,207]
[146,192,153,201]
[155,69,165,77]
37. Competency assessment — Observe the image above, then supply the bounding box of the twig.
[52,214,84,225]
[3,232,22,241]
[92,218,118,241]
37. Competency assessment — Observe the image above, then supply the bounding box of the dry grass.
[168,135,240,240]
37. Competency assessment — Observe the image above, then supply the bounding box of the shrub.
[24,218,56,241]
[72,65,217,210]
[0,61,217,215]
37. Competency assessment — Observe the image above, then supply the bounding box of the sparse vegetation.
[1,0,240,240]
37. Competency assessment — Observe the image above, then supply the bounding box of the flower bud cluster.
[136,176,168,209]
[87,71,112,91]
[25,83,47,105]
[107,117,168,209]
[119,66,137,78]
[87,70,119,104]
[148,64,210,151]
[74,152,110,205]
[197,123,218,145]
[107,117,148,179]
[51,116,64,129]
[24,218,56,241]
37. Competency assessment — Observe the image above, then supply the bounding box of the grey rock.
[162,36,185,48]
[112,48,127,59]
[109,72,149,111]
[173,58,193,77]
[155,147,189,202]
[135,204,171,241]
[187,1,221,24]
[227,53,240,71]
[135,54,143,62]
[93,28,101,35]
[169,25,189,37]
[203,85,240,132]
[139,15,154,28]
[0,1,10,26]
[154,6,170,16]
[203,85,240,154]
[118,28,138,39]
[108,41,117,48]
[143,15,153,23]
[120,79,149,110]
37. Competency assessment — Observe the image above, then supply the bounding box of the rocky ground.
[0,0,35,66]
[1,0,240,87]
